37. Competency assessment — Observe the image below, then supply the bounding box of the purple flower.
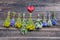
[42,22,47,27]
[52,19,57,25]
[10,19,15,27]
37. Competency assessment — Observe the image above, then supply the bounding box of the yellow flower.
[26,24,36,30]
[15,22,22,28]
[3,21,10,28]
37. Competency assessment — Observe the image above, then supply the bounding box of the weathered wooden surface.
[0,27,60,40]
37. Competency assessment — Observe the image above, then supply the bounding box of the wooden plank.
[0,27,60,31]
